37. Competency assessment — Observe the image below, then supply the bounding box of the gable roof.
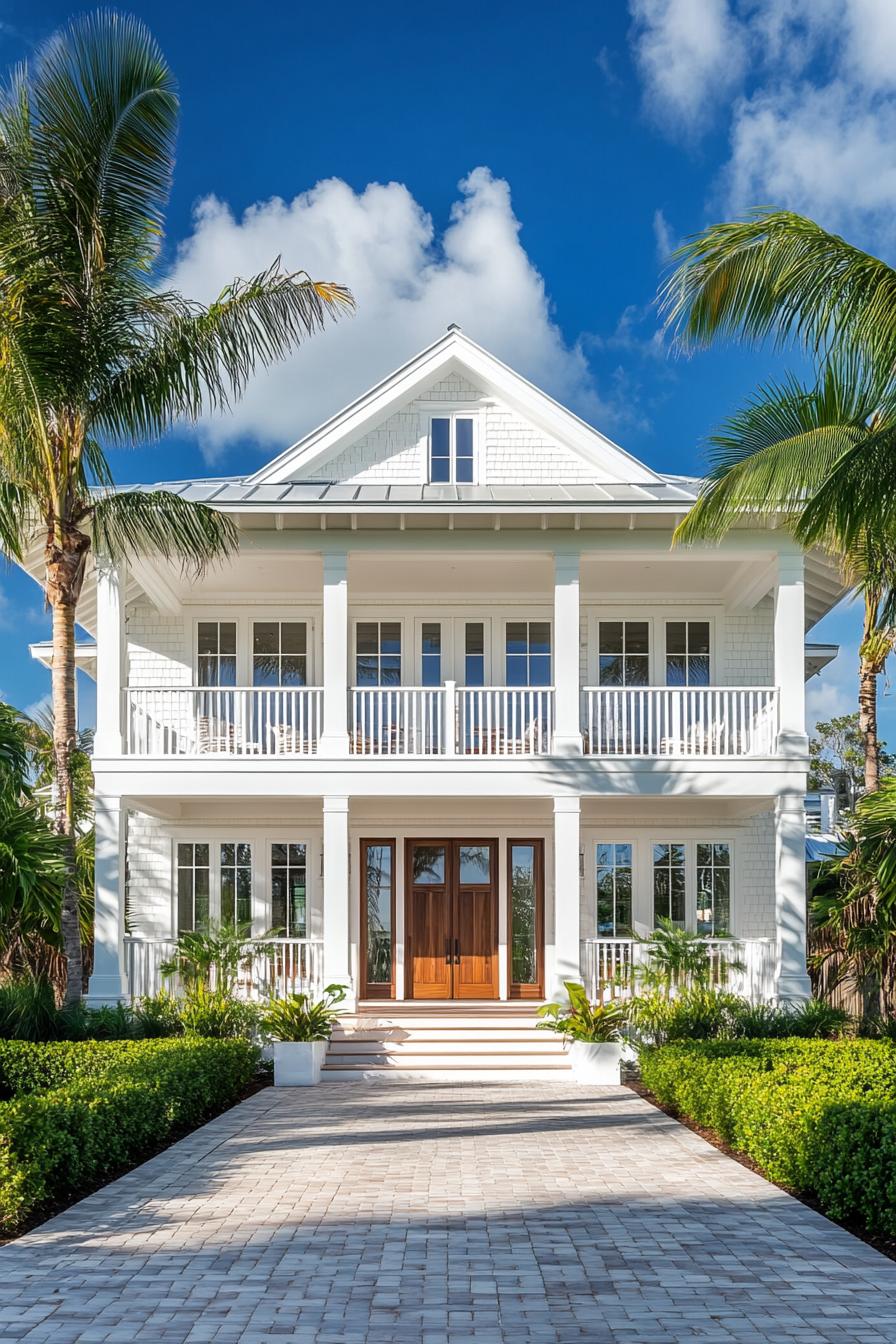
[248,326,664,486]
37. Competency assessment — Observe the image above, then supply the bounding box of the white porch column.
[86,794,128,1003]
[93,557,126,757]
[774,793,812,1003]
[322,796,353,1005]
[552,551,583,755]
[319,551,349,757]
[552,795,582,997]
[774,551,808,756]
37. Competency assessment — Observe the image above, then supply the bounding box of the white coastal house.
[26,327,845,1045]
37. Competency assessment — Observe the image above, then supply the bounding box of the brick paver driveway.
[2,1082,896,1343]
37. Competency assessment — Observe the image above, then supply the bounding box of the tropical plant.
[133,991,183,1038]
[630,917,743,995]
[0,13,353,1005]
[261,985,347,1042]
[785,998,851,1039]
[0,974,59,1041]
[536,981,626,1042]
[626,986,746,1046]
[179,985,259,1040]
[159,921,275,991]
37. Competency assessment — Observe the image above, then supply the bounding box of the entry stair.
[322,1002,572,1081]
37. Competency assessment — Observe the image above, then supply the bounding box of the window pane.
[665,656,687,686]
[237,867,252,925]
[627,622,650,655]
[280,655,307,686]
[455,418,474,458]
[599,655,624,686]
[506,654,527,686]
[197,623,219,655]
[221,843,234,865]
[282,623,306,654]
[219,624,237,655]
[356,623,378,656]
[431,456,450,483]
[506,622,527,654]
[596,842,633,936]
[422,623,441,655]
[431,418,450,458]
[194,867,210,926]
[599,622,623,654]
[465,623,484,656]
[455,455,474,484]
[288,844,305,865]
[364,843,393,986]
[271,871,286,932]
[529,622,551,654]
[616,843,632,866]
[381,623,402,655]
[177,843,193,867]
[689,622,711,655]
[510,843,537,985]
[412,845,445,884]
[688,655,710,686]
[624,656,649,686]
[177,870,193,933]
[219,656,237,687]
[697,843,712,867]
[195,844,209,866]
[459,845,490,884]
[529,654,552,686]
[666,622,686,655]
[220,869,235,924]
[253,622,278,655]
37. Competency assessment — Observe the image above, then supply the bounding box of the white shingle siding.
[725,598,774,685]
[126,605,189,688]
[126,811,172,938]
[736,810,776,939]
[483,405,598,484]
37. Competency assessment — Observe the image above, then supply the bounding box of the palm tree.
[662,210,896,550]
[675,359,896,794]
[0,13,353,1004]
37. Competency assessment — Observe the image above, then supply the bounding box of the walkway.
[2,1082,896,1342]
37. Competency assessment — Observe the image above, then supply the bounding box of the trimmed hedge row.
[640,1039,896,1237]
[0,1037,257,1233]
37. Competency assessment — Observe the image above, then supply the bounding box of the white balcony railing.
[124,687,323,757]
[349,684,555,756]
[582,936,777,1003]
[124,936,325,1001]
[582,687,779,758]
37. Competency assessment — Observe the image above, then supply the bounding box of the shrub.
[133,992,183,1038]
[537,983,625,1042]
[0,977,59,1042]
[640,1038,896,1235]
[180,986,259,1040]
[0,1037,257,1232]
[261,985,347,1042]
[785,998,851,1038]
[59,1001,141,1041]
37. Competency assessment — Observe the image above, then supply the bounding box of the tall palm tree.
[0,13,353,1003]
[662,210,896,550]
[675,359,896,794]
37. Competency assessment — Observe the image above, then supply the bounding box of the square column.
[774,551,808,756]
[323,796,353,1006]
[86,794,128,1004]
[552,795,582,997]
[319,552,349,757]
[774,794,812,1003]
[93,557,126,757]
[552,551,583,755]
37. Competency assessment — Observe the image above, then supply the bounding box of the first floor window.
[363,841,394,990]
[271,843,307,937]
[177,843,210,932]
[653,843,686,927]
[696,843,731,935]
[220,842,252,927]
[596,843,633,935]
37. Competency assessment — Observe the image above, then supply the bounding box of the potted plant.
[537,981,626,1084]
[262,984,347,1086]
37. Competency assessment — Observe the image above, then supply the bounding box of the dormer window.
[429,414,475,483]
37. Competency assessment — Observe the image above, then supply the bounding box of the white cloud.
[843,0,896,92]
[628,0,747,133]
[652,208,674,263]
[165,168,620,462]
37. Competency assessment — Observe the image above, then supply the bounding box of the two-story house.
[26,327,845,1032]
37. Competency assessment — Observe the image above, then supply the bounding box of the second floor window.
[430,415,475,483]
[356,622,401,686]
[506,621,551,687]
[666,621,710,686]
[598,621,649,686]
[421,623,441,686]
[252,621,307,686]
[197,622,237,686]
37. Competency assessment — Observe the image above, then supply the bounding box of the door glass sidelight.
[363,841,394,995]
[412,844,446,884]
[509,842,539,989]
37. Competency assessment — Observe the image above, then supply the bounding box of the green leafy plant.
[537,982,626,1042]
[0,976,59,1042]
[785,998,852,1039]
[628,986,747,1046]
[133,992,183,1039]
[59,1002,140,1041]
[262,985,347,1042]
[160,922,277,992]
[632,919,744,995]
[179,985,259,1040]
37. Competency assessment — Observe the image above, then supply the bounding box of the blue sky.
[2,0,894,741]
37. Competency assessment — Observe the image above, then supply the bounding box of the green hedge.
[640,1039,896,1236]
[0,1037,257,1233]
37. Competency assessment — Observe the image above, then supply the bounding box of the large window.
[653,843,686,927]
[252,622,307,686]
[220,842,252,926]
[597,621,649,686]
[665,621,710,686]
[505,621,551,686]
[429,415,475,484]
[176,843,210,932]
[696,843,731,935]
[356,622,401,686]
[197,622,237,686]
[362,841,394,995]
[596,843,633,935]
[270,843,307,937]
[509,841,542,993]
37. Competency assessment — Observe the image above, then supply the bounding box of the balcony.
[121,685,780,760]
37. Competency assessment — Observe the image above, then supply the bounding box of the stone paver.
[2,1082,896,1342]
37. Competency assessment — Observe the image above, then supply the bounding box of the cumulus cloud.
[165,168,619,462]
[628,0,747,133]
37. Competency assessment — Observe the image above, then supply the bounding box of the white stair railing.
[582,687,779,757]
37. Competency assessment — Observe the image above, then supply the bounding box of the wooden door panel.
[454,887,499,999]
[409,887,452,999]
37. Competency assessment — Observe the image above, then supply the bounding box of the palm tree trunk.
[859,656,880,795]
[46,530,89,1007]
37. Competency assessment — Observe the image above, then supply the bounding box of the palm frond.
[661,209,896,368]
[89,488,238,577]
[0,481,30,560]
[93,265,354,442]
[798,420,896,552]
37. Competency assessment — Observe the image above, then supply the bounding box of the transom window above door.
[356,622,401,686]
[598,621,649,687]
[665,621,710,686]
[252,622,307,686]
[505,621,551,686]
[429,415,475,484]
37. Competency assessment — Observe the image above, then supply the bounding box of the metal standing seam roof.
[131,476,704,507]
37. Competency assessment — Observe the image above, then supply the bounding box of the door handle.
[454,937,460,965]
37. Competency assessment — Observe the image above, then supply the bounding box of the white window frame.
[186,608,318,687]
[581,832,736,938]
[169,830,321,939]
[585,607,720,687]
[504,617,553,687]
[427,410,480,485]
[662,617,713,687]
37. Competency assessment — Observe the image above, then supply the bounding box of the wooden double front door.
[406,839,499,999]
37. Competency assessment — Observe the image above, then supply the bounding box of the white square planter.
[273,1040,328,1086]
[568,1040,623,1085]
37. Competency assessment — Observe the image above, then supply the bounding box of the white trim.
[187,607,318,686]
[426,408,483,485]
